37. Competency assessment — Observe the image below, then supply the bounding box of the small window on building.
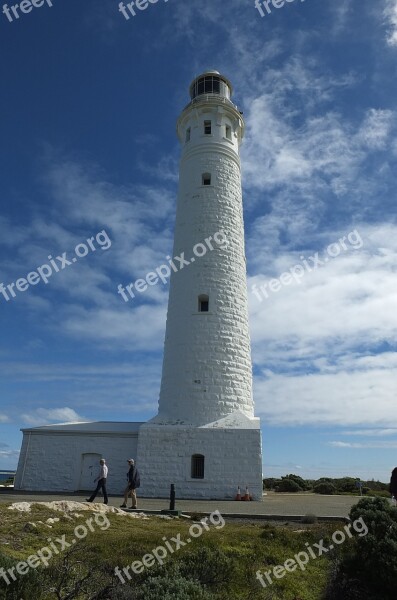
[191,454,204,479]
[204,120,212,135]
[198,294,209,312]
[186,127,191,142]
[202,173,211,186]
[225,125,232,140]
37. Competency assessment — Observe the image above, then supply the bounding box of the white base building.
[14,72,263,500]
[14,422,141,494]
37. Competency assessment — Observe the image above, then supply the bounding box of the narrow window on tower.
[225,125,232,140]
[186,127,191,142]
[204,120,212,135]
[191,454,205,479]
[198,294,209,312]
[202,173,211,186]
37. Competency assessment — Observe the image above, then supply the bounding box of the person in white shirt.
[86,458,108,504]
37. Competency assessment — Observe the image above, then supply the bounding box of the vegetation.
[276,478,302,493]
[0,503,336,600]
[263,475,390,496]
[0,477,14,487]
[1,495,396,599]
[325,497,397,599]
[313,482,336,495]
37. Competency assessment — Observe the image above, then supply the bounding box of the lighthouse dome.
[189,70,233,101]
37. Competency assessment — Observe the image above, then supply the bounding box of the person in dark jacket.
[120,459,140,509]
[390,467,397,500]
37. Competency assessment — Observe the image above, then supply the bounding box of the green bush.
[335,478,360,494]
[177,546,231,588]
[263,478,281,490]
[132,571,214,599]
[281,473,310,491]
[364,479,389,492]
[276,478,302,493]
[367,490,391,498]
[325,497,397,599]
[314,482,336,495]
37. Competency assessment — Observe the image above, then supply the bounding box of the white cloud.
[255,365,397,427]
[243,99,394,197]
[0,450,19,460]
[249,222,397,427]
[385,0,397,46]
[342,429,397,437]
[329,441,397,449]
[0,414,9,423]
[21,407,86,427]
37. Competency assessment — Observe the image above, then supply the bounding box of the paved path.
[0,491,362,518]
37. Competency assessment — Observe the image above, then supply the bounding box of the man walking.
[86,458,108,504]
[120,458,140,509]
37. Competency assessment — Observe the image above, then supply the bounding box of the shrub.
[367,490,391,498]
[325,497,397,599]
[364,479,389,492]
[263,478,281,490]
[347,497,397,595]
[177,546,231,588]
[335,478,360,494]
[276,478,302,493]
[282,473,310,490]
[314,482,336,495]
[132,572,214,599]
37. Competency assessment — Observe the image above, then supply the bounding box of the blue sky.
[0,0,397,482]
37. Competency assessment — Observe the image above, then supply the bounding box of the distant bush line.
[263,474,390,495]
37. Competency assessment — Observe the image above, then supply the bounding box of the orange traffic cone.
[235,486,241,501]
[243,486,250,501]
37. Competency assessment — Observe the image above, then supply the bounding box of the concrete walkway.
[0,491,363,518]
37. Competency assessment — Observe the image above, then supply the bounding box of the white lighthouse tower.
[137,71,263,500]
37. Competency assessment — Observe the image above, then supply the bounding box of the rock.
[7,501,150,520]
[8,502,32,512]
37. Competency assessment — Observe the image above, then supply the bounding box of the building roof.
[21,421,144,434]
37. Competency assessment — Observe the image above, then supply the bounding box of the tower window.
[186,127,191,142]
[198,294,209,312]
[202,173,211,186]
[225,125,232,140]
[204,120,212,135]
[191,454,205,479]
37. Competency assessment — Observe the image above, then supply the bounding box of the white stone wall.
[14,432,139,493]
[158,96,254,425]
[137,419,263,500]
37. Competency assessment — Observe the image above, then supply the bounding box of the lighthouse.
[13,71,262,498]
[136,71,263,500]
